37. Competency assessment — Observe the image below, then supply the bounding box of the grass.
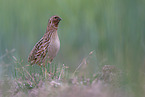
[0,50,133,97]
[12,57,68,88]
[0,0,145,96]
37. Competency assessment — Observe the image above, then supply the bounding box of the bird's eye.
[54,17,57,19]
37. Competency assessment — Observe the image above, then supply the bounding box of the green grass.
[0,51,133,97]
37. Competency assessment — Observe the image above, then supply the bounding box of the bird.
[28,15,61,67]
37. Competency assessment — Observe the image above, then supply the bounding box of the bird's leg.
[47,60,52,65]
[50,58,53,63]
[44,65,47,79]
[43,62,47,79]
[42,61,47,78]
[46,58,53,76]
[39,65,44,77]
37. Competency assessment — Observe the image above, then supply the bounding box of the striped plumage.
[28,15,61,66]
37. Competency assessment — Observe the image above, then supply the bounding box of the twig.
[58,64,68,80]
[72,50,95,78]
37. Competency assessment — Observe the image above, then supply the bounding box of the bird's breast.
[48,32,60,58]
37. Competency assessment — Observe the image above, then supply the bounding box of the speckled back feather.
[28,30,54,65]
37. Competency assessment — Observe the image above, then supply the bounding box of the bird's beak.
[58,17,62,21]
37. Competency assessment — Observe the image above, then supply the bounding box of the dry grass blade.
[72,50,94,78]
[22,67,37,85]
[58,64,68,80]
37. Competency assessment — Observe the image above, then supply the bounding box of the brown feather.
[28,15,61,66]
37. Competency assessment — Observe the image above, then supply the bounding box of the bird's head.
[48,15,61,29]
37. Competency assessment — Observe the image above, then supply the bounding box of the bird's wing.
[28,30,53,65]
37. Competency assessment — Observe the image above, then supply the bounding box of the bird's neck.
[47,24,58,31]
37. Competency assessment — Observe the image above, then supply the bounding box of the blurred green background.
[0,0,145,96]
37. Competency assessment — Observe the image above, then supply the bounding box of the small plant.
[12,56,69,92]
